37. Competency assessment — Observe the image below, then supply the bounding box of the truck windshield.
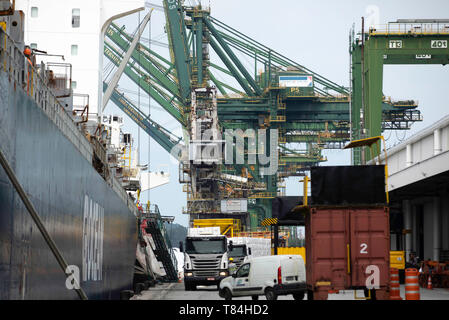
[229,246,246,257]
[186,238,226,254]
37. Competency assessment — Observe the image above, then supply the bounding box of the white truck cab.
[181,227,229,290]
[219,255,306,300]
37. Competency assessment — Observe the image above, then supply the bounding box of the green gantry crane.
[351,19,449,164]
[103,1,424,229]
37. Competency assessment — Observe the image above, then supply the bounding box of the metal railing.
[145,204,178,277]
[0,28,93,163]
[370,23,449,36]
[0,28,137,215]
[248,191,276,199]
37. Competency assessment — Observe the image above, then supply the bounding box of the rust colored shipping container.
[305,206,390,300]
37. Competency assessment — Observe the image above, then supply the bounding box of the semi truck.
[228,242,251,269]
[180,227,230,290]
[227,237,271,268]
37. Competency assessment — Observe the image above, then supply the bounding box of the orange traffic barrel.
[390,268,402,300]
[427,274,433,290]
[405,268,420,300]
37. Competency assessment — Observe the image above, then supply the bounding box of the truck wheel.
[251,295,259,300]
[265,288,277,301]
[293,292,305,301]
[185,282,197,291]
[120,290,134,300]
[307,290,314,300]
[134,283,145,295]
[223,288,232,300]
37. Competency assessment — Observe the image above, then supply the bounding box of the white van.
[219,255,306,300]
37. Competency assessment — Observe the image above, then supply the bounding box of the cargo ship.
[0,3,151,299]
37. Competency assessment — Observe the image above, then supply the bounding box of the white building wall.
[418,135,434,162]
[388,148,405,175]
[442,126,449,151]
[372,115,449,193]
[16,0,145,115]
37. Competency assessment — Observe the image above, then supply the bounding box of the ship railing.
[0,28,94,163]
[72,93,90,124]
[0,28,138,216]
[108,173,137,214]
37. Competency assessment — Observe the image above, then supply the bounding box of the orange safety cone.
[405,268,420,300]
[427,274,433,290]
[390,268,402,300]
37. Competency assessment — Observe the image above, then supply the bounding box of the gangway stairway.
[143,206,178,282]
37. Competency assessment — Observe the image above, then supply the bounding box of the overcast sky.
[106,0,449,227]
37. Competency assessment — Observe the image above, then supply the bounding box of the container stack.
[305,165,390,300]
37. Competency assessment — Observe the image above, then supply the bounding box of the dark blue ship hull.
[0,69,138,299]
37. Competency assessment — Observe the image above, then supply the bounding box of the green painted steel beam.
[205,18,263,96]
[283,122,350,132]
[280,156,325,163]
[353,32,448,162]
[163,0,192,103]
[209,36,254,96]
[104,82,183,158]
[209,16,349,96]
[216,34,334,95]
[104,44,185,126]
[105,25,182,101]
[210,73,244,95]
[351,37,363,164]
[104,40,180,107]
[195,17,204,86]
[285,135,349,143]
[208,71,228,96]
[210,62,234,77]
[108,23,176,78]
[108,22,174,67]
[215,98,414,123]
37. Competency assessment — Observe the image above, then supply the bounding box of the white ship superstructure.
[16,0,145,116]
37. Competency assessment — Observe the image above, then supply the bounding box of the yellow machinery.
[193,219,241,237]
[390,251,405,270]
[272,247,306,264]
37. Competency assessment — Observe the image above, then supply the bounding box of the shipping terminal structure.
[0,0,448,300]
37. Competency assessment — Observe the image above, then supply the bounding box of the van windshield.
[186,238,226,254]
